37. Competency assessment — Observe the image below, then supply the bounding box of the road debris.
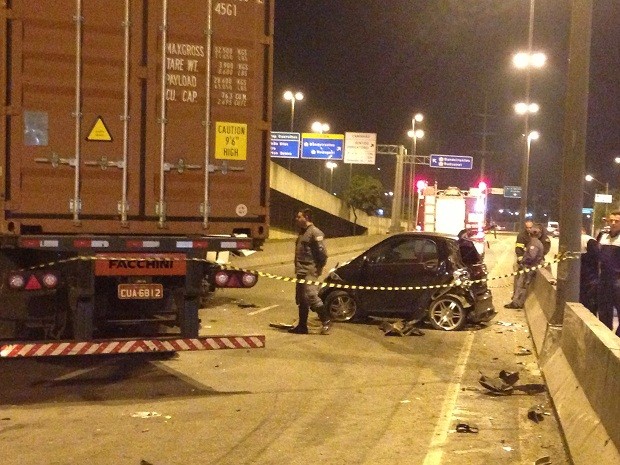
[131,412,162,419]
[515,346,533,356]
[379,320,424,336]
[236,300,258,308]
[479,370,520,395]
[269,322,295,330]
[455,422,479,433]
[528,404,546,423]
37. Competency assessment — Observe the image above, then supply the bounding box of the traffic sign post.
[344,132,376,165]
[429,154,473,170]
[301,133,344,160]
[270,131,300,159]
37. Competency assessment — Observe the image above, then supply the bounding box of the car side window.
[365,238,417,264]
[414,239,439,268]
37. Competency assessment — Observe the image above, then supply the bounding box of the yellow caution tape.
[14,252,580,292]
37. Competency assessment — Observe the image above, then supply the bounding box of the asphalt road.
[0,235,571,465]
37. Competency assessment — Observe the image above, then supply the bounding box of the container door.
[6,0,271,237]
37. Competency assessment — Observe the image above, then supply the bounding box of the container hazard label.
[215,122,247,160]
[86,117,112,142]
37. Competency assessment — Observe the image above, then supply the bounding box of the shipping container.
[0,0,273,350]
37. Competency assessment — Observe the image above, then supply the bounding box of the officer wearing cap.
[288,208,331,335]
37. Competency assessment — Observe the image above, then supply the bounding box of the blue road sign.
[270,131,300,159]
[429,154,473,170]
[504,186,522,198]
[301,133,344,160]
[582,207,594,214]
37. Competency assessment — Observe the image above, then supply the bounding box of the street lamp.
[325,161,337,193]
[406,113,424,230]
[311,121,330,134]
[512,51,547,69]
[514,102,540,115]
[512,0,546,222]
[283,90,303,132]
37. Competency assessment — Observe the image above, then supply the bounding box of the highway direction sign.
[504,186,522,198]
[429,154,473,170]
[344,132,377,165]
[301,133,344,160]
[270,131,300,159]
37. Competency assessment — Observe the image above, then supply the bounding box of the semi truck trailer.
[0,0,272,355]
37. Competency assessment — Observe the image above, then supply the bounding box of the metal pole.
[519,0,535,221]
[289,99,295,132]
[556,0,593,323]
[389,146,405,233]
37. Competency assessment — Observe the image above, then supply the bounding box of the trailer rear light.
[214,271,230,286]
[24,275,42,290]
[41,273,59,288]
[8,274,26,289]
[241,272,258,288]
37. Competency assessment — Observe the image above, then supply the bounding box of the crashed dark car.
[318,232,496,331]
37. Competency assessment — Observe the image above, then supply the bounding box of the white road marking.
[247,304,280,316]
[422,330,476,465]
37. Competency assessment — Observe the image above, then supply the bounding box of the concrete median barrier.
[525,271,620,465]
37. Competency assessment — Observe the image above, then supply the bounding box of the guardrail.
[526,270,620,464]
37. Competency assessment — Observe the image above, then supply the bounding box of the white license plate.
[118,283,164,300]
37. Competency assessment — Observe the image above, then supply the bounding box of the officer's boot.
[315,305,331,335]
[289,306,309,334]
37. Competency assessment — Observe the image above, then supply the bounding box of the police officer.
[597,211,620,336]
[505,223,544,309]
[510,219,534,300]
[289,208,331,335]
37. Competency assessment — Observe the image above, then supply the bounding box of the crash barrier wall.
[231,234,389,269]
[525,272,620,465]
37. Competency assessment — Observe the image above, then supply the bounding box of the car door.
[357,236,441,315]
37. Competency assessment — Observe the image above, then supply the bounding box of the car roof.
[388,231,459,241]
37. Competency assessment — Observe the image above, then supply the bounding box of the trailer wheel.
[72,299,94,340]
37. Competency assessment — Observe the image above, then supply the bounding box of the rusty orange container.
[0,0,272,240]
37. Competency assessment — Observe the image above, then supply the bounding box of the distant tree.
[342,175,384,233]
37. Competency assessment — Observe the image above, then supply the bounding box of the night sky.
[272,0,620,220]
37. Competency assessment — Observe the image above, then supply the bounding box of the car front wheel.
[428,296,466,331]
[324,290,359,322]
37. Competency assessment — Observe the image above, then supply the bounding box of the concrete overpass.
[267,161,393,239]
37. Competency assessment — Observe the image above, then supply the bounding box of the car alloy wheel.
[428,296,467,331]
[325,290,358,322]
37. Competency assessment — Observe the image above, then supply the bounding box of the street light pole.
[407,113,424,230]
[519,0,535,221]
[283,90,303,132]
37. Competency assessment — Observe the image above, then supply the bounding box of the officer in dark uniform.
[597,211,620,336]
[289,208,331,335]
[510,219,533,300]
[505,223,544,309]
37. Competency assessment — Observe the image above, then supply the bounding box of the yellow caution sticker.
[215,122,247,160]
[86,117,113,142]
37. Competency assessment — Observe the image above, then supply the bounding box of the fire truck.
[417,184,488,256]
